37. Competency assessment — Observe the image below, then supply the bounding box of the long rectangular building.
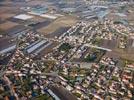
[0,45,16,54]
[26,40,47,54]
[25,39,52,56]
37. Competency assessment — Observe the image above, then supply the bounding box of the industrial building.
[24,39,52,55]
[14,14,34,20]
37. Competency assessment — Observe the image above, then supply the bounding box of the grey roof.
[0,45,16,54]
[26,40,47,53]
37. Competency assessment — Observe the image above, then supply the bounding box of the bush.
[58,43,73,52]
[84,54,97,62]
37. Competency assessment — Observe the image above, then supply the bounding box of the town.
[0,0,134,100]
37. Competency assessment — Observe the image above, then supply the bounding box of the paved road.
[84,44,112,52]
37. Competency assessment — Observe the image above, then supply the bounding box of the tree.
[84,53,97,62]
[58,43,73,52]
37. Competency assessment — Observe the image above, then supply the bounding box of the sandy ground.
[0,13,15,20]
[106,13,124,21]
[29,16,47,22]
[112,48,134,61]
[105,49,134,60]
[37,15,78,34]
[127,12,134,24]
[40,41,59,56]
[0,6,22,21]
[0,21,18,31]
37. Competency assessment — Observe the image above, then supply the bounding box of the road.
[84,44,112,52]
[3,75,19,100]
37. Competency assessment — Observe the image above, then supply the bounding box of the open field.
[0,21,18,31]
[113,48,134,61]
[0,13,15,20]
[37,15,78,34]
[105,47,134,61]
[39,41,59,56]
